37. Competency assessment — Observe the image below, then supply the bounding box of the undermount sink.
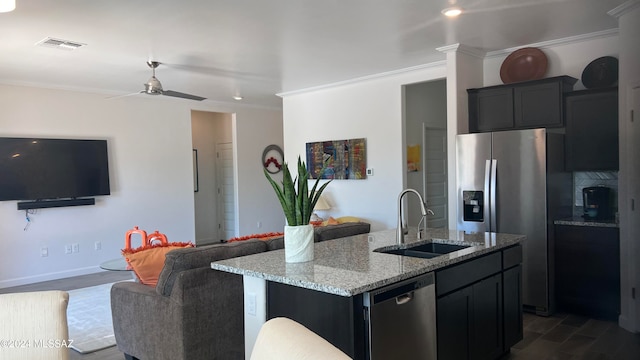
[375,242,471,259]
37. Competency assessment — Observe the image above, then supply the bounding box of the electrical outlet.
[65,244,72,254]
[40,247,48,257]
[72,243,79,253]
[257,221,262,229]
[247,292,257,316]
[94,241,101,251]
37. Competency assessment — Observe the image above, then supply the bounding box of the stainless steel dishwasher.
[363,272,437,359]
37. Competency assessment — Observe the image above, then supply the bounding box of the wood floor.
[2,272,639,360]
[503,312,640,359]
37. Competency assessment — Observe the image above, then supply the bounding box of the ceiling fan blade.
[105,91,144,100]
[162,90,206,101]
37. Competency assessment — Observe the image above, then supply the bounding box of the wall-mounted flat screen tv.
[0,137,111,201]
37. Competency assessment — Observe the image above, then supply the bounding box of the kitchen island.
[211,228,525,359]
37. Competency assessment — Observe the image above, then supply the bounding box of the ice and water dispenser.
[462,191,484,222]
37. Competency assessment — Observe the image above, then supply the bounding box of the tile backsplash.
[573,171,618,215]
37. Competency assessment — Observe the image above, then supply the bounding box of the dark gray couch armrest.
[111,269,245,360]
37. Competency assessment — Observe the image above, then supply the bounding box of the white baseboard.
[0,265,102,289]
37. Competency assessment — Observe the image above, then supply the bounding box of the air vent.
[36,37,86,51]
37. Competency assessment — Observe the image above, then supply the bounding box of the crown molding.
[277,61,446,98]
[436,43,486,58]
[608,0,640,18]
[485,28,619,58]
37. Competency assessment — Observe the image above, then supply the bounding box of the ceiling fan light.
[144,76,163,95]
[441,7,463,17]
[0,0,15,13]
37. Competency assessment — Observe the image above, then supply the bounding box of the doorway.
[216,142,236,240]
[191,110,234,245]
[404,79,448,228]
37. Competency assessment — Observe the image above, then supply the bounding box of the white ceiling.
[0,0,625,109]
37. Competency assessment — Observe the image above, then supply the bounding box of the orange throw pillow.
[122,242,193,286]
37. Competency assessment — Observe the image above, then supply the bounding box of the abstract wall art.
[305,138,367,180]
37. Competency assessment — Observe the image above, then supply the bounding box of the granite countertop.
[211,228,525,297]
[554,217,619,228]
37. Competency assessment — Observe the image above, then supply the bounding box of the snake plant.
[264,156,331,226]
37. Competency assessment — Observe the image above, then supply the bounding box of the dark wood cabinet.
[564,87,619,171]
[267,281,366,359]
[503,265,523,350]
[554,225,620,320]
[436,275,504,360]
[436,245,522,360]
[267,245,523,360]
[468,76,577,133]
[437,285,473,359]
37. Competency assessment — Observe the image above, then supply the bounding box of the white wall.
[235,108,285,235]
[282,65,447,231]
[483,31,619,89]
[0,84,283,288]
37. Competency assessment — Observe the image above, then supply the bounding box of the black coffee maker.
[583,186,613,220]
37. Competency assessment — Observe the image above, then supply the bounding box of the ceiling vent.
[36,37,86,51]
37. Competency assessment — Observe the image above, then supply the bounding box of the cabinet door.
[267,281,365,359]
[470,274,503,360]
[514,81,563,128]
[437,286,472,359]
[565,88,619,171]
[503,265,523,350]
[469,87,514,132]
[554,225,620,320]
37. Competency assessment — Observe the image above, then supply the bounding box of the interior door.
[423,126,448,228]
[216,142,236,240]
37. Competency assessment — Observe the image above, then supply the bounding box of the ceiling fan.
[140,61,206,101]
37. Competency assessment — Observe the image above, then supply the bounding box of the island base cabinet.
[266,281,366,359]
[503,265,523,350]
[436,245,522,360]
[437,274,503,360]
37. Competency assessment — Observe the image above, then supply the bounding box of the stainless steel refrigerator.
[456,128,572,315]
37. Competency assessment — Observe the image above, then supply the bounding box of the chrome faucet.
[397,189,432,245]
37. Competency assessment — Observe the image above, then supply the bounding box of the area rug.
[66,281,129,354]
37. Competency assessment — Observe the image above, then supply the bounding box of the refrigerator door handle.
[490,159,498,232]
[484,159,492,232]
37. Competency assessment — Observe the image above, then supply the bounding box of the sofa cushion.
[156,240,268,296]
[314,222,371,242]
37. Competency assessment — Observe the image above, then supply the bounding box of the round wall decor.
[262,144,284,174]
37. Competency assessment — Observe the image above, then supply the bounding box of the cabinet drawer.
[436,252,501,296]
[503,245,522,269]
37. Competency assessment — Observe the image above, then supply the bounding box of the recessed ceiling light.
[441,7,463,17]
[233,95,243,101]
[0,0,15,13]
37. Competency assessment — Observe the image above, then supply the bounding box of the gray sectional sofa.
[110,222,370,360]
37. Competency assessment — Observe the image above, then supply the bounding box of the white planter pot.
[284,224,314,263]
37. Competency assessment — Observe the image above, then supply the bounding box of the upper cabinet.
[564,87,619,171]
[468,76,577,133]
